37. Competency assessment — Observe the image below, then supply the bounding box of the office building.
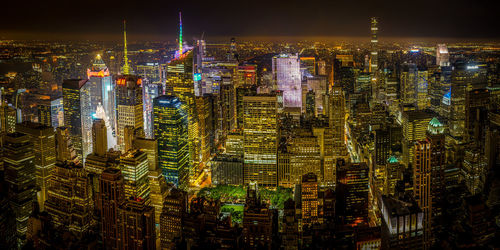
[3,132,36,246]
[413,140,432,247]
[272,54,301,108]
[16,122,56,211]
[62,79,89,162]
[116,75,143,152]
[119,149,150,203]
[153,95,189,190]
[45,161,93,238]
[336,160,369,227]
[117,198,156,249]
[160,188,187,249]
[99,168,124,249]
[436,44,450,67]
[301,173,319,227]
[243,94,278,187]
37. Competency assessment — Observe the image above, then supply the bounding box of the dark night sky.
[1,0,499,40]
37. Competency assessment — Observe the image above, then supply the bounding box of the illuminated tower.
[243,94,278,187]
[86,54,116,149]
[370,17,378,78]
[16,122,56,212]
[330,86,348,161]
[272,54,302,109]
[62,79,89,163]
[3,132,36,246]
[116,75,143,151]
[122,20,131,75]
[178,12,183,56]
[119,149,150,203]
[413,140,432,248]
[55,127,78,163]
[153,95,189,190]
[427,118,446,221]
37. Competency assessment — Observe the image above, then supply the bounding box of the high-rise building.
[0,100,17,134]
[16,122,56,211]
[272,54,301,109]
[55,127,78,163]
[370,17,378,79]
[133,137,168,227]
[330,86,348,160]
[62,79,89,162]
[3,132,36,246]
[99,168,124,249]
[86,54,116,148]
[243,94,278,187]
[142,80,162,139]
[301,173,319,227]
[281,198,298,250]
[426,117,446,221]
[413,140,432,247]
[211,153,244,185]
[336,160,369,227]
[402,110,434,167]
[400,64,429,109]
[116,75,143,151]
[119,149,150,203]
[45,161,93,238]
[153,95,190,190]
[436,44,450,67]
[117,198,156,249]
[160,188,187,249]
[380,194,423,249]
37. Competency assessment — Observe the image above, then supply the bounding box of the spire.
[179,11,183,56]
[122,20,131,75]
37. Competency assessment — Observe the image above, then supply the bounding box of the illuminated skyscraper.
[45,161,93,238]
[402,110,434,166]
[272,54,302,109]
[63,79,89,162]
[330,86,348,161]
[119,149,150,203]
[436,44,450,67]
[133,137,168,226]
[55,127,78,163]
[86,54,116,149]
[116,75,143,151]
[243,94,278,187]
[400,64,429,109]
[0,100,17,134]
[413,140,432,247]
[153,95,189,190]
[160,188,187,249]
[99,168,124,249]
[370,17,378,78]
[16,122,56,212]
[142,80,162,139]
[3,132,36,246]
[301,173,319,228]
[426,117,446,221]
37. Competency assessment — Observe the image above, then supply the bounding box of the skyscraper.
[62,79,89,162]
[160,188,187,249]
[330,86,348,161]
[16,122,56,212]
[413,140,432,247]
[117,198,156,249]
[116,75,143,151]
[3,132,36,246]
[436,44,450,67]
[336,160,369,227]
[370,17,378,79]
[301,173,319,228]
[86,54,116,149]
[45,161,94,238]
[142,80,162,139]
[272,54,301,109]
[99,168,124,249]
[119,149,150,203]
[243,94,278,187]
[153,95,190,190]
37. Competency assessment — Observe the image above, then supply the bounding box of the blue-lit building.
[153,95,189,190]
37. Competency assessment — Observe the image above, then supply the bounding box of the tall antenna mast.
[122,20,131,75]
[179,11,183,56]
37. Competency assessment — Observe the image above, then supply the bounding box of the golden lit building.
[243,94,278,187]
[116,75,143,152]
[160,188,187,249]
[119,149,150,203]
[16,122,55,212]
[413,140,432,247]
[301,173,319,228]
